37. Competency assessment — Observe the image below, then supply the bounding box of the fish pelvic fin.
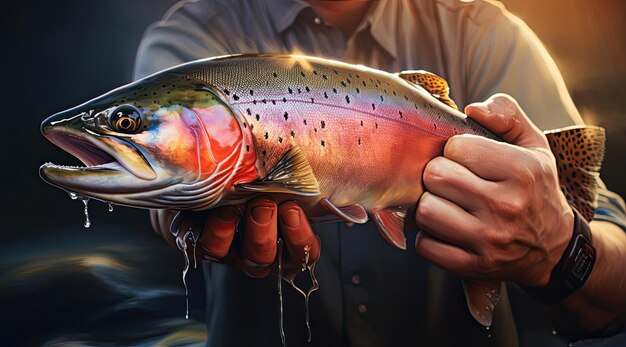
[373,208,407,250]
[462,280,502,327]
[235,146,321,196]
[320,199,368,224]
[395,70,458,110]
[544,125,606,221]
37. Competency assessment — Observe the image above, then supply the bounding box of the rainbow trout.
[40,54,604,326]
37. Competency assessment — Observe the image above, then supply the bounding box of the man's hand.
[414,94,573,287]
[150,197,320,278]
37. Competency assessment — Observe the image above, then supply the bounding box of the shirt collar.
[269,0,398,59]
[267,0,313,34]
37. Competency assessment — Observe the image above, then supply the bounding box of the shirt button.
[351,275,361,285]
[358,304,367,314]
[313,17,322,25]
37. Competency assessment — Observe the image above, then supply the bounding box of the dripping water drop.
[277,238,286,346]
[82,198,91,228]
[108,203,114,212]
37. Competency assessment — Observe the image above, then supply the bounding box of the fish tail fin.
[463,280,502,327]
[544,125,605,221]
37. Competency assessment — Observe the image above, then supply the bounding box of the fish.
[39,54,605,327]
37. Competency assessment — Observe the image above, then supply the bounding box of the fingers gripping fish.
[40,54,605,327]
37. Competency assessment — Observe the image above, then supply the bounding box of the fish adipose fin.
[544,125,605,221]
[236,146,321,196]
[373,208,407,250]
[320,199,368,224]
[395,70,458,110]
[462,280,502,327]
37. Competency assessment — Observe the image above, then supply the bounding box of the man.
[135,0,626,346]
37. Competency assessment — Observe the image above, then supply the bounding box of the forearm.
[552,220,626,336]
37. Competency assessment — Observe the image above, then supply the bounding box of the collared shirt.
[134,1,626,346]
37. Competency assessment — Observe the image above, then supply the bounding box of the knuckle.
[497,196,528,217]
[486,229,514,248]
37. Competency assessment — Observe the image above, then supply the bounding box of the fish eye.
[108,105,142,133]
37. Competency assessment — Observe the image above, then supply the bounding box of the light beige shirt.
[134,1,606,346]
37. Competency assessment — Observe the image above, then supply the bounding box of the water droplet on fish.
[551,329,558,335]
[487,334,492,339]
[568,343,573,347]
[108,203,114,212]
[82,198,91,228]
[176,228,195,320]
[68,192,78,200]
[486,326,490,331]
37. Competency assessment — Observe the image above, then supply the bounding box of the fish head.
[40,71,246,209]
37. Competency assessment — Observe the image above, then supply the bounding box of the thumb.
[464,93,549,149]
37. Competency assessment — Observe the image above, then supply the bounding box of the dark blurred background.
[1,0,625,346]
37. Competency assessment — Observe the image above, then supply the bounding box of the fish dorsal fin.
[462,280,502,327]
[320,199,368,224]
[396,70,458,110]
[544,125,605,221]
[372,208,407,250]
[235,146,321,196]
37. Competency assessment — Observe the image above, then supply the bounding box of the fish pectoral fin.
[372,208,407,250]
[395,70,458,110]
[320,199,368,224]
[544,125,606,221]
[462,280,502,327]
[235,146,321,196]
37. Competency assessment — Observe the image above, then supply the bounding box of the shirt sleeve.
[464,5,583,131]
[464,4,626,230]
[133,3,231,79]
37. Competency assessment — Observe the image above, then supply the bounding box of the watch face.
[564,234,596,287]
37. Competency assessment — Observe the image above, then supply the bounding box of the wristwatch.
[524,207,596,305]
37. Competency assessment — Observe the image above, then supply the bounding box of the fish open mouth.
[46,132,119,168]
[40,128,158,196]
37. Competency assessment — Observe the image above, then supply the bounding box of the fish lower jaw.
[41,160,126,171]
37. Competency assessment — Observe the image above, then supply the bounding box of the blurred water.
[0,224,207,347]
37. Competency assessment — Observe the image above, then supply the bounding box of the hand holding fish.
[150,197,320,278]
[415,94,573,288]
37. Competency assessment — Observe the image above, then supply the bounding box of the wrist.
[524,207,596,304]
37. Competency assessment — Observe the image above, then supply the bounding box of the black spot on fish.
[278,137,283,143]
[290,130,295,137]
[284,112,289,120]
[404,95,409,101]
[233,94,239,100]
[356,88,360,94]
[321,140,325,146]
[311,98,315,103]
[224,89,230,95]
[262,150,267,156]
[333,88,337,93]
[243,123,247,128]
[392,91,397,96]
[360,120,363,126]
[300,71,305,77]
[271,100,276,105]
[433,123,437,129]
[305,86,310,92]
[273,72,278,78]
[332,69,338,74]
[347,79,351,84]
[399,111,403,118]
[303,119,307,125]
[313,70,318,75]
[297,88,302,94]
[322,74,328,80]
[253,100,258,105]
[263,161,266,167]
[256,114,260,121]
[375,123,378,129]
[372,103,376,110]
[321,121,326,128]
[282,97,287,103]
[345,95,350,104]
[358,138,361,145]
[288,87,293,94]
[363,81,367,87]
[324,91,328,98]
[264,132,269,139]
[380,95,384,102]
[341,81,346,87]
[250,124,254,130]
[246,145,250,152]
[250,90,254,96]
[314,128,318,132]
[356,74,361,79]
